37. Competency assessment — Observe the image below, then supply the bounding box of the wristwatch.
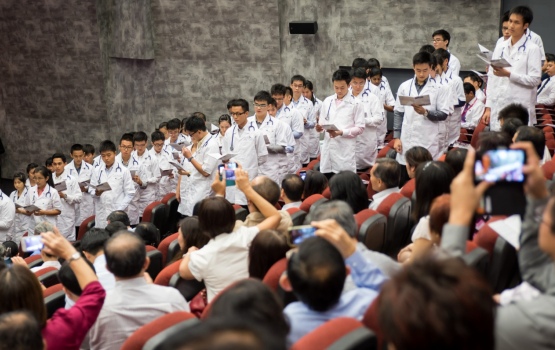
[187,156,194,162]
[68,251,82,264]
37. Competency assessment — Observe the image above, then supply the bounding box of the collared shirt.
[282,201,302,211]
[369,187,400,210]
[30,259,61,273]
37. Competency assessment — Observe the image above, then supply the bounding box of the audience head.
[248,230,289,280]
[303,170,328,199]
[58,258,96,301]
[329,171,368,214]
[198,197,236,239]
[515,126,545,158]
[104,231,148,279]
[281,174,304,203]
[2,241,18,258]
[0,311,44,350]
[107,210,130,227]
[498,103,529,127]
[445,148,468,175]
[34,221,55,236]
[175,217,210,263]
[404,146,433,179]
[371,158,400,192]
[463,82,476,102]
[134,222,160,247]
[378,257,494,350]
[105,221,128,236]
[81,228,110,261]
[413,161,454,222]
[250,176,280,211]
[477,131,512,156]
[501,117,524,140]
[306,200,357,238]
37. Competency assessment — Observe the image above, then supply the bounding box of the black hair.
[501,118,524,140]
[477,132,512,156]
[432,29,451,46]
[119,133,134,144]
[510,5,533,25]
[0,311,44,350]
[413,51,433,66]
[419,44,435,54]
[185,116,207,133]
[81,228,110,255]
[367,58,381,69]
[373,158,401,188]
[432,48,451,66]
[288,237,346,312]
[99,140,117,154]
[45,157,53,167]
[158,121,168,129]
[546,53,555,63]
[70,144,84,154]
[13,172,26,184]
[134,222,160,247]
[465,72,484,88]
[329,171,368,214]
[284,86,293,97]
[501,10,510,24]
[305,80,317,104]
[405,146,433,170]
[331,69,351,84]
[51,152,67,163]
[105,231,146,278]
[58,258,95,296]
[218,114,232,125]
[107,210,130,227]
[515,126,545,159]
[151,130,165,143]
[133,131,148,143]
[2,241,18,257]
[254,90,273,104]
[413,161,454,222]
[83,144,95,155]
[33,166,54,187]
[445,148,468,175]
[351,67,367,80]
[303,170,328,199]
[26,163,39,175]
[105,221,128,237]
[290,75,307,86]
[369,67,382,79]
[191,112,206,122]
[167,119,181,131]
[270,84,287,96]
[229,99,249,112]
[281,174,304,202]
[463,82,476,95]
[268,98,277,107]
[351,58,369,70]
[498,103,529,125]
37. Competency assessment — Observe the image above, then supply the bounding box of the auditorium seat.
[286,207,307,226]
[306,159,320,170]
[35,267,59,288]
[377,140,395,159]
[542,160,555,180]
[145,246,164,280]
[262,258,287,292]
[291,317,377,350]
[354,209,387,253]
[154,259,182,287]
[161,193,179,237]
[233,204,249,221]
[472,216,506,255]
[376,193,412,257]
[169,272,206,302]
[143,201,168,239]
[362,299,383,348]
[43,283,65,319]
[322,186,331,199]
[158,232,179,266]
[77,215,95,241]
[399,178,415,199]
[489,237,521,293]
[300,194,327,213]
[24,255,43,269]
[470,121,488,149]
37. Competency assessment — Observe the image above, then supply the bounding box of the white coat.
[66,160,94,227]
[149,147,174,201]
[354,92,384,169]
[93,155,104,169]
[438,73,465,146]
[371,81,396,146]
[53,170,82,240]
[445,52,461,79]
[28,184,63,226]
[317,93,365,173]
[248,114,295,186]
[115,153,143,225]
[394,77,453,164]
[537,77,555,106]
[178,133,220,216]
[132,150,161,219]
[221,121,268,205]
[0,191,16,242]
[90,160,136,229]
[305,97,322,159]
[9,188,29,244]
[486,35,542,131]
[276,103,304,173]
[291,96,314,164]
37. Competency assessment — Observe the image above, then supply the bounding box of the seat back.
[399,178,415,199]
[162,193,180,236]
[167,240,182,266]
[462,246,490,280]
[35,267,60,288]
[355,209,387,253]
[306,159,320,170]
[24,255,44,269]
[299,194,326,212]
[472,216,505,255]
[169,273,206,301]
[77,215,96,241]
[121,312,198,350]
[43,283,65,319]
[262,258,287,292]
[145,246,164,280]
[154,259,181,287]
[291,317,377,350]
[150,203,168,239]
[287,208,307,226]
[542,160,555,180]
[470,121,488,149]
[488,237,521,293]
[376,193,411,257]
[158,232,179,266]
[233,204,249,221]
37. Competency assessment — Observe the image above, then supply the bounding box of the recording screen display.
[475,149,525,183]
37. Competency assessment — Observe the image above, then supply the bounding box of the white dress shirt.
[282,201,302,211]
[369,187,400,210]
[537,76,555,106]
[0,190,15,242]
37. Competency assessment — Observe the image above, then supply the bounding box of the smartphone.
[474,149,526,183]
[288,225,316,246]
[21,236,44,253]
[299,170,307,181]
[218,162,238,186]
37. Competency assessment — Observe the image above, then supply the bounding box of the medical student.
[368,67,395,146]
[164,119,188,190]
[66,144,94,231]
[248,91,295,186]
[350,68,384,172]
[463,72,486,104]
[393,51,452,169]
[89,140,136,229]
[290,75,315,166]
[9,173,29,244]
[433,49,465,147]
[367,58,391,92]
[302,80,322,163]
[26,166,62,226]
[461,83,486,130]
[24,163,38,233]
[482,5,542,131]
[271,84,304,173]
[496,11,511,46]
[315,69,365,177]
[115,133,142,225]
[130,131,161,223]
[51,153,82,240]
[537,55,555,106]
[149,130,174,201]
[217,114,232,151]
[431,29,461,78]
[0,188,15,243]
[176,116,220,216]
[158,121,169,141]
[221,98,268,205]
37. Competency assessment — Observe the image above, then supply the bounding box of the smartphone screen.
[22,236,44,253]
[219,162,238,186]
[475,149,525,183]
[299,170,307,181]
[288,225,316,246]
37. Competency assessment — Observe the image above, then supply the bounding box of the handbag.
[189,288,207,318]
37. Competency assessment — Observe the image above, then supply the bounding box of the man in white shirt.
[537,56,555,106]
[52,153,82,241]
[461,83,486,130]
[290,75,315,166]
[149,131,174,201]
[89,231,189,350]
[369,158,401,210]
[66,144,94,233]
[432,29,461,78]
[0,190,15,242]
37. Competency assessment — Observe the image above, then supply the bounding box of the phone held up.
[218,162,238,187]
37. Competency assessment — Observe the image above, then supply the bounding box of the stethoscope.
[15,187,28,200]
[325,95,352,121]
[500,35,528,58]
[97,163,122,182]
[34,185,52,200]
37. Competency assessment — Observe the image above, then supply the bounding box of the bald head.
[104,231,147,278]
[251,176,280,206]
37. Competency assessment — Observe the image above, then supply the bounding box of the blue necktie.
[538,77,551,95]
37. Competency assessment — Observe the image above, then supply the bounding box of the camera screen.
[289,226,316,245]
[299,171,307,181]
[23,236,43,252]
[219,162,237,181]
[475,149,525,183]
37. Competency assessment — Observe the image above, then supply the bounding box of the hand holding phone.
[299,170,307,181]
[288,225,316,246]
[218,162,238,187]
[21,235,44,253]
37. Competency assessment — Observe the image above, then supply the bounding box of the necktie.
[538,77,551,95]
[461,103,471,122]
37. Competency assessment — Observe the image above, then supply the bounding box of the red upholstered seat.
[322,186,331,199]
[362,299,383,348]
[399,178,415,199]
[24,255,43,269]
[472,216,505,255]
[43,283,65,319]
[291,317,377,350]
[158,232,179,266]
[43,283,63,297]
[306,159,320,170]
[466,240,478,253]
[77,215,95,241]
[287,208,307,226]
[470,121,488,149]
[376,193,412,257]
[262,258,287,292]
[354,209,387,252]
[35,267,59,288]
[145,246,164,280]
[142,201,164,224]
[154,259,182,287]
[299,194,326,212]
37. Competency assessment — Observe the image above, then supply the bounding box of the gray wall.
[0,0,501,178]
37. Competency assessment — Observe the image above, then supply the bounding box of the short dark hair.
[107,210,130,227]
[373,158,401,189]
[252,177,280,206]
[331,69,351,84]
[51,152,67,163]
[254,90,273,104]
[198,197,236,239]
[303,170,328,199]
[510,5,533,25]
[501,10,510,23]
[81,228,110,255]
[151,130,165,142]
[546,53,555,63]
[99,140,116,153]
[367,58,381,69]
[26,163,38,175]
[351,67,367,80]
[501,118,524,139]
[105,231,146,278]
[287,237,346,312]
[45,157,53,167]
[270,84,287,96]
[445,148,468,175]
[158,121,168,130]
[351,58,368,70]
[419,44,435,54]
[465,72,484,88]
[463,82,476,95]
[515,126,545,159]
[405,146,433,169]
[229,99,249,113]
[329,171,368,214]
[0,311,44,350]
[413,51,433,66]
[432,29,451,46]
[498,103,529,125]
[369,67,382,78]
[191,112,206,121]
[58,257,96,296]
[83,144,95,155]
[413,161,454,222]
[133,131,148,143]
[134,222,160,246]
[218,114,232,125]
[167,119,181,131]
[105,222,128,237]
[432,48,450,66]
[284,86,293,97]
[185,116,207,133]
[12,172,26,184]
[119,133,134,144]
[248,230,289,279]
[70,144,84,154]
[281,174,304,202]
[290,75,307,86]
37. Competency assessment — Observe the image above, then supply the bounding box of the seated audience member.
[80,228,116,293]
[461,82,486,130]
[169,217,210,265]
[106,210,132,230]
[205,279,289,340]
[248,229,290,279]
[280,236,385,344]
[302,170,328,199]
[445,148,468,175]
[440,143,555,349]
[104,221,128,236]
[329,171,369,214]
[307,200,400,277]
[0,227,105,350]
[476,131,512,154]
[501,117,524,140]
[281,174,304,210]
[515,126,549,164]
[89,231,189,350]
[0,311,44,350]
[134,222,160,247]
[497,103,529,128]
[404,146,433,179]
[369,158,400,210]
[537,54,555,106]
[179,169,281,302]
[377,257,494,350]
